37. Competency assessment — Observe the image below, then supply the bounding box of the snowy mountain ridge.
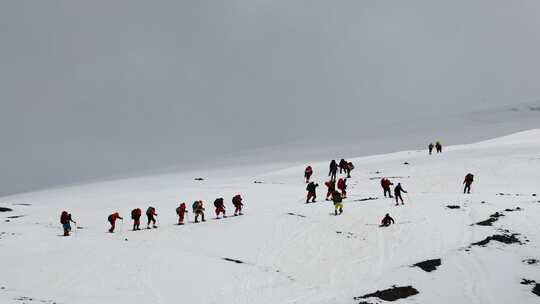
[0,129,539,303]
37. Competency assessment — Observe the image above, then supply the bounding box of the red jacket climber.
[232,194,244,216]
[131,208,142,231]
[146,206,158,229]
[176,203,187,225]
[214,198,226,218]
[381,213,395,227]
[60,211,76,236]
[381,178,394,198]
[304,166,313,183]
[306,182,319,203]
[108,212,123,233]
[325,180,336,200]
[463,173,474,194]
[337,178,347,198]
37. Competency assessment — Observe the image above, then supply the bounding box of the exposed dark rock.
[354,197,379,202]
[15,297,34,301]
[474,212,504,226]
[533,284,540,296]
[474,217,498,226]
[471,234,523,246]
[446,205,460,209]
[223,258,244,264]
[194,178,204,181]
[523,258,539,265]
[6,215,24,219]
[504,207,522,212]
[403,162,409,165]
[523,279,540,296]
[0,207,13,212]
[496,193,529,197]
[287,212,307,218]
[355,285,419,302]
[412,259,441,272]
[253,181,264,184]
[12,203,31,206]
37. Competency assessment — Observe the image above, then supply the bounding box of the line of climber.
[60,194,244,236]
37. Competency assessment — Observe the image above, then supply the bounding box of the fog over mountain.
[1,0,540,195]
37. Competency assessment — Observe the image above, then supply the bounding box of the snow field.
[1,130,539,303]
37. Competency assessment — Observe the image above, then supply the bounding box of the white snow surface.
[1,130,540,303]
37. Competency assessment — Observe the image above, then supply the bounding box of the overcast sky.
[1,0,540,196]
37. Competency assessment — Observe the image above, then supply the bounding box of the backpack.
[60,211,68,224]
[214,199,223,208]
[192,201,198,212]
[195,201,204,212]
[131,209,138,220]
[108,214,113,222]
[233,195,243,206]
[324,181,334,191]
[338,179,345,189]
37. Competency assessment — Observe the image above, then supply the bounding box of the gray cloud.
[1,0,540,195]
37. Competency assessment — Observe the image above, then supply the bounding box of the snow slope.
[1,130,539,303]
